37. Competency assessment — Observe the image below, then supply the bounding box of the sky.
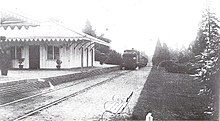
[1,0,220,56]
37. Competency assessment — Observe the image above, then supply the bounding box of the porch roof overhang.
[0,22,110,47]
[5,37,86,42]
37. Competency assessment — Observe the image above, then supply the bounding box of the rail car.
[121,49,148,70]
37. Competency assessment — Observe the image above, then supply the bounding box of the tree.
[169,49,179,61]
[152,39,162,66]
[82,20,97,37]
[178,48,194,63]
[195,8,220,90]
[152,39,171,66]
[194,8,220,118]
[161,43,170,61]
[190,29,207,56]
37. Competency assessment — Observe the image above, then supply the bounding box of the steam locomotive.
[121,49,148,70]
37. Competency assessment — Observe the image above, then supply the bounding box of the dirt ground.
[22,67,151,121]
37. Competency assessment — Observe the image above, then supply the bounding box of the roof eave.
[83,34,110,47]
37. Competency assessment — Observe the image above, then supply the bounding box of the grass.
[131,66,216,120]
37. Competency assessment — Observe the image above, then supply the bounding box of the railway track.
[0,70,126,108]
[12,70,131,121]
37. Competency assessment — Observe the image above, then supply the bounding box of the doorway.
[29,45,40,69]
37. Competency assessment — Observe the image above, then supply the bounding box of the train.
[121,49,148,70]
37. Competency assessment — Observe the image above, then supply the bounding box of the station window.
[10,46,22,59]
[47,46,59,59]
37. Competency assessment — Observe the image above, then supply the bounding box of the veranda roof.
[0,11,110,46]
[0,22,83,40]
[0,22,109,46]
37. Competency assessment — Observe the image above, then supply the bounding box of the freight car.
[121,49,148,70]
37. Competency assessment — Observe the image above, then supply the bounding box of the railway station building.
[0,11,110,69]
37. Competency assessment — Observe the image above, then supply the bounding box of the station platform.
[0,63,118,85]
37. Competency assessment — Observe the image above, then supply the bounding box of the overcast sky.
[1,0,220,55]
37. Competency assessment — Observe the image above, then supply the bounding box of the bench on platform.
[100,91,133,120]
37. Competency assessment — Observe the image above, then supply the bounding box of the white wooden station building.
[0,11,109,69]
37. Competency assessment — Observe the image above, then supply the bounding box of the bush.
[159,60,197,74]
[95,50,108,64]
[105,50,123,65]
